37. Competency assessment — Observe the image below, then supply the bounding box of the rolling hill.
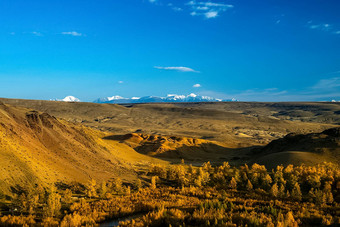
[252,127,340,169]
[103,133,242,164]
[0,97,338,183]
[0,101,164,195]
[0,98,337,147]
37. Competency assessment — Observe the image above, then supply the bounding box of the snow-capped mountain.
[93,93,236,104]
[94,95,129,104]
[52,96,81,102]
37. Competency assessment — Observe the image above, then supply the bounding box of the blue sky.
[0,0,340,101]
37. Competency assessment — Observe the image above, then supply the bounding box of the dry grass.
[0,101,165,194]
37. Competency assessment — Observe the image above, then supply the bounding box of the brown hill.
[0,101,164,194]
[0,98,339,172]
[103,133,245,164]
[252,127,340,169]
[0,98,337,148]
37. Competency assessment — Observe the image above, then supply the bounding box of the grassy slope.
[0,98,337,147]
[0,101,165,194]
[0,98,338,176]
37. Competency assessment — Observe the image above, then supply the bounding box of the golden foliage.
[0,162,338,226]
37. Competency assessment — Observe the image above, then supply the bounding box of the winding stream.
[99,213,145,227]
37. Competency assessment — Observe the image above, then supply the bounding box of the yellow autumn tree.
[86,179,97,199]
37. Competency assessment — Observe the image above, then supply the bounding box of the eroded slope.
[0,102,163,194]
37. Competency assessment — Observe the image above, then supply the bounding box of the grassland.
[0,99,339,226]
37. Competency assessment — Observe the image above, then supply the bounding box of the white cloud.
[147,0,233,19]
[31,31,42,36]
[187,1,233,19]
[187,1,233,8]
[154,66,200,73]
[61,31,83,36]
[193,84,201,88]
[265,88,278,91]
[205,11,218,18]
[172,7,183,11]
[196,6,209,10]
[309,25,320,29]
[118,81,124,84]
[186,1,234,19]
[167,3,183,12]
[307,21,339,35]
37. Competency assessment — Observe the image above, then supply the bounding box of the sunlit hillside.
[0,101,165,195]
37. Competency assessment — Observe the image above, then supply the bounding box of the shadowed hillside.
[103,133,251,164]
[252,127,340,169]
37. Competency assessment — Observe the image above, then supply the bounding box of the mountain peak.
[51,96,81,102]
[94,94,236,104]
[63,96,81,102]
[188,93,197,98]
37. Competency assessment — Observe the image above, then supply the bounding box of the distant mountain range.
[51,96,81,102]
[53,95,340,103]
[93,93,237,104]
[52,94,237,103]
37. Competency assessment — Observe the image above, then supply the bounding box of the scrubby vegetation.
[0,162,339,226]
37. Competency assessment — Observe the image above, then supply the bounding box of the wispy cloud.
[274,13,284,25]
[309,23,332,31]
[147,0,233,19]
[31,31,43,36]
[118,81,124,84]
[307,21,339,36]
[172,7,183,12]
[187,1,234,19]
[61,31,83,37]
[329,71,340,75]
[199,76,340,102]
[193,83,201,88]
[205,11,218,19]
[168,3,183,12]
[154,66,200,73]
[312,77,340,89]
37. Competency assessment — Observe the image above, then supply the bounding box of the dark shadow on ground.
[103,134,260,166]
[103,128,340,169]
